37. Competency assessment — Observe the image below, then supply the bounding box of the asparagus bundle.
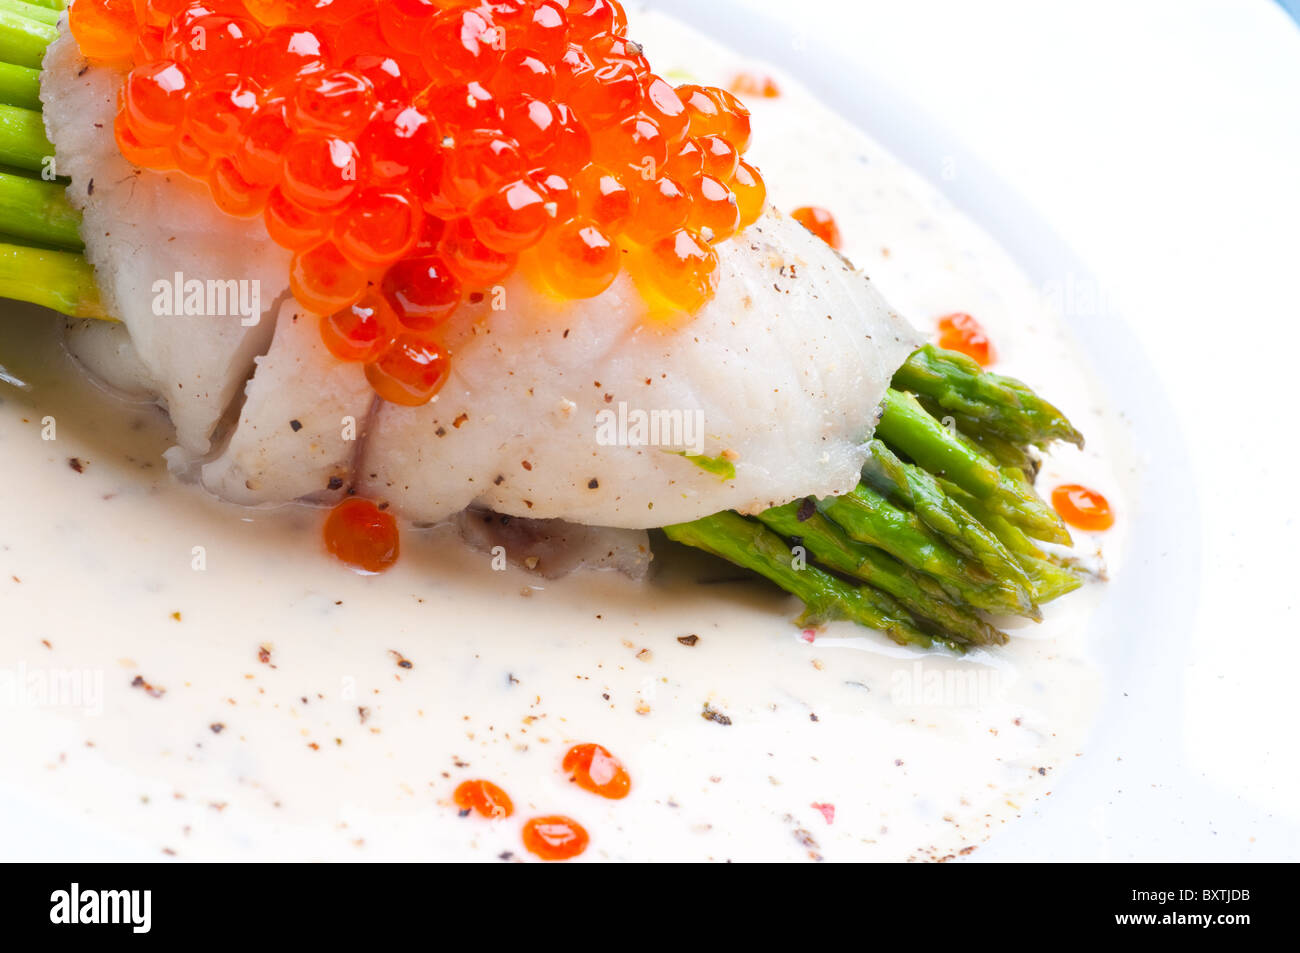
[0,1,103,315]
[665,351,1084,652]
[0,6,1085,652]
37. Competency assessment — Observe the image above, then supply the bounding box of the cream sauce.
[0,9,1134,861]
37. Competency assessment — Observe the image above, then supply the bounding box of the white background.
[655,0,1300,858]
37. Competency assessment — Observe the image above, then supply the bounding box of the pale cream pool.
[0,8,1135,861]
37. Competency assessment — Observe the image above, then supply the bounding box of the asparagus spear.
[939,480,1082,604]
[893,344,1084,450]
[0,0,59,27]
[0,169,82,248]
[0,240,103,316]
[0,8,55,69]
[663,512,953,651]
[820,485,1040,618]
[0,60,40,109]
[948,414,1041,478]
[757,501,1006,646]
[876,388,1072,545]
[861,438,1033,595]
[0,102,54,172]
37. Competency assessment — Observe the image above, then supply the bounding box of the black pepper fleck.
[701,703,731,726]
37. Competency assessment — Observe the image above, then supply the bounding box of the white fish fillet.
[62,317,157,400]
[41,27,291,458]
[41,25,923,532]
[200,300,375,506]
[355,214,920,528]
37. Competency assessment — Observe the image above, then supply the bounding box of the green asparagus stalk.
[0,60,40,109]
[939,481,1082,604]
[877,388,1071,545]
[17,0,63,10]
[757,501,1006,646]
[0,9,55,69]
[0,240,103,316]
[0,102,54,172]
[663,512,952,651]
[947,415,1041,478]
[0,21,97,313]
[893,344,1084,450]
[1018,553,1083,604]
[0,168,81,247]
[0,0,59,27]
[861,438,1033,595]
[820,485,1039,618]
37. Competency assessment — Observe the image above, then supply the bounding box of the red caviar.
[728,71,780,99]
[731,160,766,229]
[290,240,367,313]
[791,205,841,250]
[663,137,703,182]
[562,743,630,799]
[182,74,260,153]
[114,111,175,167]
[289,68,377,137]
[237,103,294,185]
[453,779,514,819]
[123,60,191,144]
[937,312,995,366]
[537,217,619,298]
[685,173,741,243]
[697,134,739,180]
[471,178,551,253]
[573,164,632,233]
[209,156,271,216]
[639,228,718,314]
[265,186,333,248]
[320,290,396,361]
[172,131,214,178]
[322,496,399,572]
[71,0,142,61]
[1051,484,1115,532]
[521,815,588,861]
[623,174,689,245]
[364,333,452,406]
[335,186,423,265]
[75,0,769,408]
[382,254,462,330]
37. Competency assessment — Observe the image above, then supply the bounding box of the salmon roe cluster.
[70,0,767,406]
